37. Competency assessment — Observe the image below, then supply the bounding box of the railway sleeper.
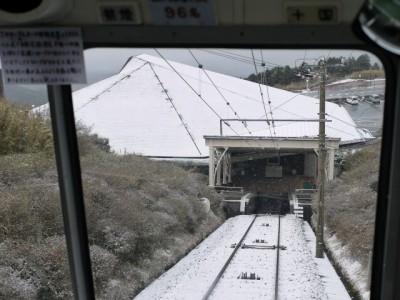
[241,244,287,250]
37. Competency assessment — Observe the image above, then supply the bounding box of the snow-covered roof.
[67,54,371,157]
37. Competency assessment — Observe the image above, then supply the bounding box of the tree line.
[246,54,382,87]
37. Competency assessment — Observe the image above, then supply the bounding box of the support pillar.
[227,152,232,183]
[222,152,228,185]
[327,149,335,181]
[209,147,215,186]
[216,149,222,186]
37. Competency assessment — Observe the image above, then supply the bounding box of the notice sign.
[0,28,86,84]
[147,0,216,25]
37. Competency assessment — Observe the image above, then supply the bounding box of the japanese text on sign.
[147,0,216,25]
[0,28,86,84]
[98,3,141,24]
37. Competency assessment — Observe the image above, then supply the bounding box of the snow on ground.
[279,216,328,299]
[135,215,255,300]
[303,223,352,300]
[325,233,370,300]
[135,215,351,300]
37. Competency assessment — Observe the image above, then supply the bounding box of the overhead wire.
[250,49,270,126]
[176,67,362,139]
[186,49,286,161]
[188,49,252,135]
[259,49,275,133]
[154,49,221,119]
[155,48,370,151]
[255,50,375,140]
[218,49,280,67]
[148,63,202,155]
[186,50,275,155]
[250,49,280,152]
[198,49,278,68]
[154,48,244,137]
[171,65,360,138]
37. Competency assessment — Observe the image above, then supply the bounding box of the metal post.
[316,59,327,258]
[47,85,95,300]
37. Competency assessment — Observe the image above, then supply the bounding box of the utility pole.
[316,58,326,258]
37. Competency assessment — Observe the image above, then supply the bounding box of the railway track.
[203,212,283,300]
[135,213,341,299]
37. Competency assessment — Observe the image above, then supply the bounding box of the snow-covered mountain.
[41,54,372,157]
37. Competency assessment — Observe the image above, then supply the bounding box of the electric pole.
[316,58,326,258]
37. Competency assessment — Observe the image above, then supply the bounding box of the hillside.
[0,100,224,299]
[322,143,380,299]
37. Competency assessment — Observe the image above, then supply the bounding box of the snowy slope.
[48,54,372,157]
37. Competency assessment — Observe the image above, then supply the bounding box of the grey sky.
[84,48,378,79]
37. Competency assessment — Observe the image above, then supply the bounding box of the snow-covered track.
[134,214,349,300]
[205,214,284,300]
[202,214,259,300]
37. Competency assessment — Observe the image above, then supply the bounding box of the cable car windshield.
[0,46,385,299]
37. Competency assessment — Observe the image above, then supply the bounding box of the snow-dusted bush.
[0,142,224,299]
[0,266,37,299]
[324,143,380,299]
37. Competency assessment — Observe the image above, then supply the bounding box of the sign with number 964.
[148,0,216,25]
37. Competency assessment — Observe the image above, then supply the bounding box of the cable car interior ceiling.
[0,1,373,47]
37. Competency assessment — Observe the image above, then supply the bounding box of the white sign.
[147,0,216,25]
[0,28,86,84]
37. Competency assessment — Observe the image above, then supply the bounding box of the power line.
[154,49,245,137]
[148,63,202,155]
[188,49,252,135]
[250,49,280,152]
[258,50,275,134]
[218,49,280,67]
[155,50,365,143]
[198,49,279,68]
[154,49,221,119]
[185,50,279,155]
[250,49,270,126]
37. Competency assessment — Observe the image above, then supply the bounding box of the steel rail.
[274,203,282,300]
[202,215,258,300]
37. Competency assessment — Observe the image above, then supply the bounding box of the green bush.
[0,100,53,155]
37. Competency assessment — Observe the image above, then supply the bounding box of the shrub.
[0,100,53,155]
[76,122,111,156]
[324,143,380,270]
[1,137,224,299]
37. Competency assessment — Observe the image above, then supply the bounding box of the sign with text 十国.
[147,0,216,25]
[0,28,86,85]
